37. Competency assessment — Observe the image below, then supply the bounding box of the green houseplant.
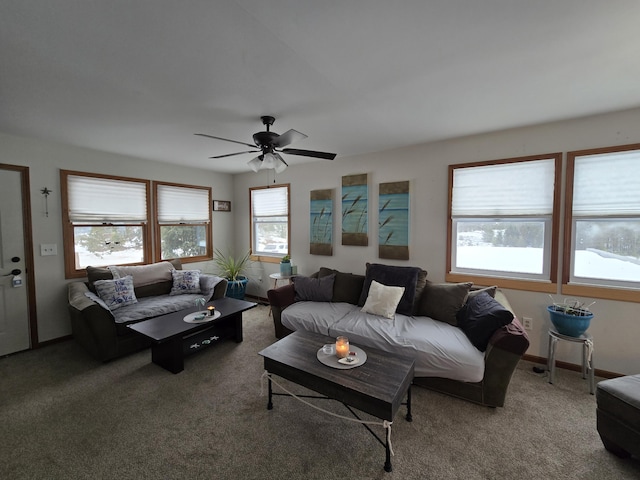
[213,249,252,300]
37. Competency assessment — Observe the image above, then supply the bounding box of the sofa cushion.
[170,269,201,295]
[87,259,182,298]
[361,280,405,319]
[292,274,335,302]
[417,281,472,325]
[93,276,138,311]
[358,263,423,316]
[318,267,365,304]
[412,269,429,314]
[456,291,514,351]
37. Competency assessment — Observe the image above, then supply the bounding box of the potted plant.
[547,297,595,337]
[213,249,252,300]
[280,254,292,276]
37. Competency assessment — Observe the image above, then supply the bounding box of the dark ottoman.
[596,374,640,458]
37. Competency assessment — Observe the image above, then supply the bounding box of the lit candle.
[335,336,349,358]
[207,306,215,316]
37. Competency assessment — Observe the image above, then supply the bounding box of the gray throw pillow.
[318,267,365,304]
[293,274,336,302]
[417,281,473,325]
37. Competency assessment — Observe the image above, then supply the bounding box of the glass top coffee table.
[259,330,415,472]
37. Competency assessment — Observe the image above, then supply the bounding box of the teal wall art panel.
[341,173,368,246]
[379,180,410,259]
[310,189,333,256]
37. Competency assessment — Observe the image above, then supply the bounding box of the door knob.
[11,257,20,263]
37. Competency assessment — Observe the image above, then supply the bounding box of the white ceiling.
[2,1,640,174]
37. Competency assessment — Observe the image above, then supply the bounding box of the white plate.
[183,310,221,323]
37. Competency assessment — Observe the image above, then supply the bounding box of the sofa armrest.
[200,274,228,301]
[68,281,99,311]
[267,284,296,338]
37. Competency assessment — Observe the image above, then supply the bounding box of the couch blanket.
[85,274,224,328]
[282,301,485,382]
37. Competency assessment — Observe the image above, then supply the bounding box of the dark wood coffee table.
[258,330,415,472]
[129,297,256,373]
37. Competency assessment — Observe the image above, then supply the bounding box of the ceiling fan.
[195,116,337,173]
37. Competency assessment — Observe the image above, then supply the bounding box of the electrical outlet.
[522,316,533,331]
[41,243,58,256]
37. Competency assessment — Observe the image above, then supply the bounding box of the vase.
[280,262,292,276]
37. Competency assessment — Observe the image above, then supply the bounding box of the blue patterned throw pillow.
[170,270,202,295]
[93,275,138,311]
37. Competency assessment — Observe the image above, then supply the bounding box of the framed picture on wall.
[213,200,231,212]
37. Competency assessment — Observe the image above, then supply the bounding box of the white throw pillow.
[360,280,405,319]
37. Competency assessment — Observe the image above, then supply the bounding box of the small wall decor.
[378,181,410,260]
[310,189,333,256]
[213,200,231,212]
[41,187,52,217]
[341,173,368,246]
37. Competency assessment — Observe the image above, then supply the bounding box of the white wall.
[0,132,235,343]
[233,107,640,376]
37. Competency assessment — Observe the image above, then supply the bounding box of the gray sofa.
[268,264,530,408]
[68,259,227,362]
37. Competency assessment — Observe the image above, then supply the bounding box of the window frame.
[249,184,290,264]
[153,181,212,264]
[446,153,562,293]
[563,143,640,302]
[61,170,152,278]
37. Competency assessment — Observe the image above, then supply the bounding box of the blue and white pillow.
[170,270,202,295]
[93,275,138,310]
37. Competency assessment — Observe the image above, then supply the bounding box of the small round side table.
[269,272,293,289]
[547,329,595,394]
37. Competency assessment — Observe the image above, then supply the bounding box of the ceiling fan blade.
[273,129,308,148]
[281,148,337,160]
[195,133,256,149]
[210,150,259,159]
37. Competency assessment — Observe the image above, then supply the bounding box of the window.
[61,170,151,277]
[447,154,561,292]
[563,144,640,301]
[154,182,212,262]
[250,184,290,262]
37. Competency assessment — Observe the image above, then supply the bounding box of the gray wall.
[3,106,639,376]
[234,107,640,376]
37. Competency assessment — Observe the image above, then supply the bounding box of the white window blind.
[573,150,640,216]
[252,187,288,217]
[68,175,147,223]
[452,159,555,216]
[157,184,210,223]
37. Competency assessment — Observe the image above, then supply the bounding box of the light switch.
[41,244,58,256]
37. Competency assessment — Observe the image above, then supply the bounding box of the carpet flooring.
[1,305,639,479]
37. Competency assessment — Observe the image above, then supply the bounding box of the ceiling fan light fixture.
[247,155,263,172]
[273,153,288,174]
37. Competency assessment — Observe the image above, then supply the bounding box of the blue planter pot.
[547,305,593,337]
[280,262,292,276]
[226,276,248,300]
